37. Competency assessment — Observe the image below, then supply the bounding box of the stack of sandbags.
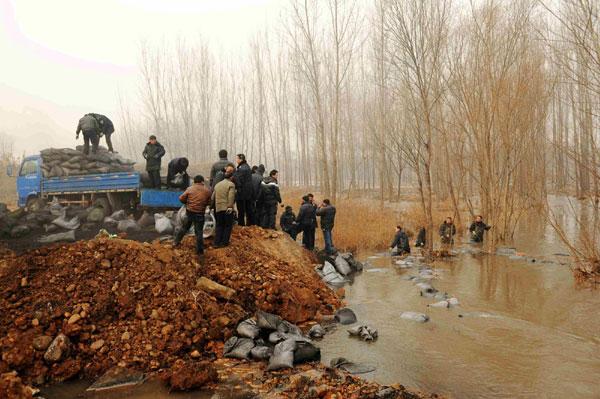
[40,148,135,178]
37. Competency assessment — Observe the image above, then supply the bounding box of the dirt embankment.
[0,226,341,393]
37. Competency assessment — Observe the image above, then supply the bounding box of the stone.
[66,284,76,292]
[20,277,28,287]
[101,259,111,268]
[44,334,70,363]
[31,319,39,326]
[166,281,176,289]
[32,336,53,351]
[190,350,200,358]
[90,340,105,351]
[86,366,146,392]
[196,277,236,301]
[68,314,81,324]
[121,332,131,341]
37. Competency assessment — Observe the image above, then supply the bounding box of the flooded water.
[41,197,600,399]
[319,206,600,398]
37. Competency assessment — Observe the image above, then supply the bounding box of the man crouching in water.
[390,225,410,255]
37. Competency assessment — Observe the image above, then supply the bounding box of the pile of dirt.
[0,226,341,390]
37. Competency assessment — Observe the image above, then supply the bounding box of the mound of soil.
[0,226,341,389]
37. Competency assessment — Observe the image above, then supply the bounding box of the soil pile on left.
[0,227,341,391]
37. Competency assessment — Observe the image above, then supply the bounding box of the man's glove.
[99,132,104,137]
[280,203,285,208]
[226,208,233,215]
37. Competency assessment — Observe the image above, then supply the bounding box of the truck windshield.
[20,160,38,176]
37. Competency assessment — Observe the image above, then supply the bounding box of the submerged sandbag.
[38,230,76,243]
[341,252,363,272]
[335,308,357,324]
[347,325,378,341]
[330,357,376,374]
[256,311,282,330]
[267,339,296,371]
[223,337,255,360]
[334,254,352,276]
[293,342,321,364]
[236,319,260,339]
[400,311,430,323]
[308,324,326,338]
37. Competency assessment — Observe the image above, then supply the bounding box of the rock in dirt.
[44,334,70,364]
[162,360,217,391]
[32,336,53,351]
[197,277,236,301]
[0,372,34,399]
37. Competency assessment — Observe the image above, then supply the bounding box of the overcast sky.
[0,0,280,154]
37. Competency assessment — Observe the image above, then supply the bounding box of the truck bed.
[42,172,141,194]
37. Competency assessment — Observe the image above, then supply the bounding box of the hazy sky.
[0,0,280,154]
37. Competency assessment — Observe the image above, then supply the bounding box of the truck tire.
[26,198,46,212]
[92,198,112,217]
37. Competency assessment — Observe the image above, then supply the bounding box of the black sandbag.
[237,319,260,339]
[335,308,357,324]
[267,339,296,371]
[276,320,302,336]
[257,311,282,330]
[293,342,321,364]
[250,345,273,361]
[223,337,255,360]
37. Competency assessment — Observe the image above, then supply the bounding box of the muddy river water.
[42,200,600,399]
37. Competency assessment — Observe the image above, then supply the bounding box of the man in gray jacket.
[211,170,236,248]
[76,114,100,155]
[209,149,234,188]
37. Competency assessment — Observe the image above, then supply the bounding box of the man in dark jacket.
[415,227,426,248]
[142,135,166,188]
[251,164,265,226]
[76,114,100,155]
[280,205,297,240]
[296,195,317,250]
[173,175,211,255]
[209,150,234,188]
[212,164,235,193]
[390,225,410,255]
[166,157,189,189]
[439,217,457,245]
[469,215,491,243]
[316,199,336,254]
[234,154,254,226]
[260,170,283,229]
[89,113,115,153]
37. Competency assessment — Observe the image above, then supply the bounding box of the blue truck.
[15,154,186,213]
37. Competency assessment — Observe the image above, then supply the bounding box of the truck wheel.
[26,198,46,212]
[92,198,112,217]
[203,212,216,238]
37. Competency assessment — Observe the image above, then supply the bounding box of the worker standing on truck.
[173,175,212,255]
[89,113,115,153]
[76,114,100,155]
[142,135,166,189]
[166,157,189,189]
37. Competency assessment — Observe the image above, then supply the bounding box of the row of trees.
[117,0,599,252]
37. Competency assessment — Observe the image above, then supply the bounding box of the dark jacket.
[252,172,264,201]
[179,183,211,213]
[415,227,426,247]
[296,201,317,228]
[234,160,253,200]
[142,141,166,172]
[469,221,491,243]
[210,158,234,185]
[91,114,114,134]
[280,210,296,232]
[316,204,336,230]
[391,230,410,253]
[168,157,188,176]
[439,222,456,244]
[212,171,225,193]
[261,176,282,205]
[76,115,99,134]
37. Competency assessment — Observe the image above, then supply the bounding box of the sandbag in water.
[308,324,326,338]
[334,254,352,276]
[335,308,357,324]
[293,342,321,364]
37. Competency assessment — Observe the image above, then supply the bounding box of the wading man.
[469,215,491,243]
[174,175,211,255]
[390,225,410,255]
[316,199,336,255]
[439,217,456,246]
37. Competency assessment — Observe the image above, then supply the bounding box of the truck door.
[17,158,41,207]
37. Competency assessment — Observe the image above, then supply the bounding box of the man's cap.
[149,135,157,140]
[258,164,265,173]
[285,205,292,211]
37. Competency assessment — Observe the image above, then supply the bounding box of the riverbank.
[0,226,443,399]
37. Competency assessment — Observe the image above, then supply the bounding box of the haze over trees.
[117,0,600,258]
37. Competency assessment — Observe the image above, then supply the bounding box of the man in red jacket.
[174,175,212,255]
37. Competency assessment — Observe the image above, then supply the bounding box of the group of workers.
[390,216,491,255]
[75,113,115,155]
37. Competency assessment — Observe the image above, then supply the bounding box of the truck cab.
[16,155,42,208]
